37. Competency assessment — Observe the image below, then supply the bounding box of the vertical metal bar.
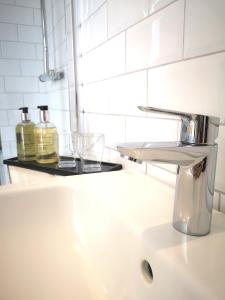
[40,0,49,74]
[71,0,80,133]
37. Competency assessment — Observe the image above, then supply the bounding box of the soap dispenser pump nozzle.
[37,105,49,122]
[19,107,30,122]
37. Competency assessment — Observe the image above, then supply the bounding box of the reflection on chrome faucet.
[117,106,220,237]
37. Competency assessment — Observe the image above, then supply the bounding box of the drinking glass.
[77,132,105,172]
[58,131,76,168]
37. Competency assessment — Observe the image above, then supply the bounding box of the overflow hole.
[141,260,153,283]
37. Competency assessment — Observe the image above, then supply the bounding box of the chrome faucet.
[117,107,220,236]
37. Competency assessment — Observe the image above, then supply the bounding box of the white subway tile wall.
[75,0,106,25]
[0,0,224,215]
[0,4,34,25]
[21,60,43,76]
[184,0,225,58]
[0,59,21,76]
[125,117,179,142]
[0,0,15,5]
[80,32,125,82]
[15,0,40,8]
[5,77,39,93]
[0,94,23,109]
[149,0,176,14]
[79,3,107,53]
[108,0,148,37]
[126,0,184,71]
[147,52,225,117]
[34,8,41,26]
[75,0,225,212]
[108,71,148,116]
[0,77,4,92]
[0,111,8,126]
[0,0,75,160]
[1,41,36,59]
[0,23,18,41]
[18,25,43,43]
[43,0,76,130]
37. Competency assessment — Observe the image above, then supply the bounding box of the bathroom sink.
[0,171,225,300]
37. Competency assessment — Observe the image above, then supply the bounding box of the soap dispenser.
[16,107,36,161]
[34,105,59,164]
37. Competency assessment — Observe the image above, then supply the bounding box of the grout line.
[79,48,225,86]
[51,13,67,33]
[0,38,42,44]
[79,0,107,26]
[18,58,22,76]
[148,0,179,17]
[182,0,186,59]
[0,20,41,28]
[16,23,19,41]
[32,7,35,25]
[2,76,5,92]
[3,75,43,79]
[1,39,43,46]
[11,4,41,9]
[79,0,180,56]
[79,111,180,121]
[22,92,25,106]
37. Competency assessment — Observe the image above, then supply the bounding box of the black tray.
[3,157,122,176]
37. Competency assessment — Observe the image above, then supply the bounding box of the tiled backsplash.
[75,0,225,211]
[0,0,224,212]
[0,0,75,159]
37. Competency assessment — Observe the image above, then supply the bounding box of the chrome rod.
[70,0,80,133]
[40,0,49,74]
[39,0,64,82]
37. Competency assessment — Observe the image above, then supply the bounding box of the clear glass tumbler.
[77,132,105,172]
[58,131,76,168]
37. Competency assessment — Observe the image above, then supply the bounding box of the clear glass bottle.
[34,105,59,164]
[16,107,36,161]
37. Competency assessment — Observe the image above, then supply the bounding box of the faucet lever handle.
[138,106,220,145]
[138,106,219,121]
[138,106,191,118]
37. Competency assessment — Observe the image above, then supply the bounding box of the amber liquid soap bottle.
[16,107,36,161]
[34,105,59,164]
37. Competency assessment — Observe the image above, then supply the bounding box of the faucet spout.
[117,141,218,236]
[118,142,210,166]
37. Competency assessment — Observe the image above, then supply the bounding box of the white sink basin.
[0,170,225,300]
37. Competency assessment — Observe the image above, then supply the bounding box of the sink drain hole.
[141,260,153,283]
